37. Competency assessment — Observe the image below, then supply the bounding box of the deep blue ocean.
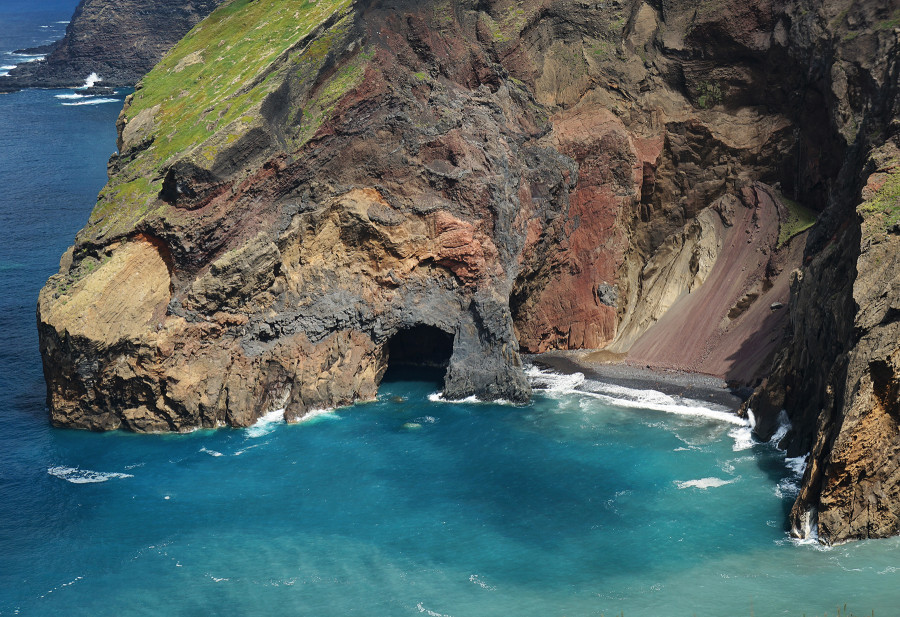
[2,2,900,616]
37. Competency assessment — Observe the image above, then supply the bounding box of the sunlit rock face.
[37,0,900,543]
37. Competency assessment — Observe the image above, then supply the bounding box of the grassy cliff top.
[81,0,358,245]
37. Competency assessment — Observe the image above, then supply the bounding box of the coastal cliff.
[0,0,223,91]
[37,0,900,544]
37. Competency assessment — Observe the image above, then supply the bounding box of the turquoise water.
[2,3,900,616]
[4,374,900,617]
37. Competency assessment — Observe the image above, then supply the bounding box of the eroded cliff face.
[0,0,223,91]
[37,0,900,543]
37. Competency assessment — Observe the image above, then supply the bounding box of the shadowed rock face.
[37,0,900,543]
[0,0,224,92]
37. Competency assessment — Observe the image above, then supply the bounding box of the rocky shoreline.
[530,351,745,412]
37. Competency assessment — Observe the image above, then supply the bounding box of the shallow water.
[1,4,900,616]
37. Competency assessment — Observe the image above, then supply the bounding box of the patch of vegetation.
[431,0,455,32]
[131,0,353,166]
[288,47,373,149]
[484,1,530,43]
[778,194,818,247]
[590,40,612,59]
[696,80,723,109]
[858,168,900,233]
[79,0,356,242]
[876,8,900,30]
[831,5,851,29]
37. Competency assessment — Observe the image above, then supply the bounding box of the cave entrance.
[381,324,454,384]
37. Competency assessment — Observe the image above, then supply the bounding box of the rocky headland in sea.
[29,0,900,546]
[0,0,224,92]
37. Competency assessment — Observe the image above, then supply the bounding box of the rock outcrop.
[37,0,900,544]
[0,0,223,92]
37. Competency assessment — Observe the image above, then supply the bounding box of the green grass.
[482,1,530,43]
[129,0,353,167]
[876,8,900,30]
[778,194,818,247]
[78,0,360,243]
[696,80,723,109]
[858,167,900,233]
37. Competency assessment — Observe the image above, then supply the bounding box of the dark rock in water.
[13,44,56,55]
[78,86,116,97]
[35,0,900,546]
[0,0,224,92]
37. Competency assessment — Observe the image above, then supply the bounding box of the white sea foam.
[428,392,479,403]
[589,382,747,426]
[787,507,822,547]
[1,65,15,70]
[61,97,119,106]
[785,454,808,476]
[245,408,285,438]
[200,447,223,457]
[427,392,513,405]
[294,407,340,424]
[416,603,452,617]
[770,410,791,445]
[527,363,748,426]
[775,454,808,499]
[775,478,800,499]
[54,93,87,99]
[9,54,44,63]
[729,425,756,451]
[468,574,496,591]
[525,364,586,392]
[415,415,437,424]
[76,72,102,89]
[48,466,133,484]
[675,477,738,490]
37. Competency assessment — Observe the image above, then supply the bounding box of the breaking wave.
[76,72,102,89]
[245,408,285,438]
[675,477,738,490]
[294,407,340,424]
[427,392,514,405]
[48,466,133,484]
[526,363,747,426]
[61,97,119,106]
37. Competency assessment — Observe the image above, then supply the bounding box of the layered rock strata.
[37,0,900,543]
[0,0,223,92]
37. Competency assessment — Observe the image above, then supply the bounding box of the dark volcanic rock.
[36,0,900,545]
[0,0,224,92]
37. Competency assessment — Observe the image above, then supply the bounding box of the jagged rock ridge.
[37,0,900,544]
